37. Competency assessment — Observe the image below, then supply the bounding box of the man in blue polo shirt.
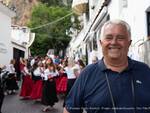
[63,19,150,113]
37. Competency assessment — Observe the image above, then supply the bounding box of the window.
[93,34,97,50]
[147,12,150,36]
[88,41,92,52]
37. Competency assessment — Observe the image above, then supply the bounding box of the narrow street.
[2,88,64,113]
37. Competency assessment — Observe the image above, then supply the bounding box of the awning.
[72,0,88,15]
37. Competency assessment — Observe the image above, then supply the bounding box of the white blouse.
[42,69,58,80]
[64,67,76,79]
[33,67,42,76]
[6,64,15,74]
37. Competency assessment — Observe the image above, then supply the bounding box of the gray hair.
[100,19,131,40]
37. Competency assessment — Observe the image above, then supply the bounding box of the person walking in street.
[41,63,58,112]
[30,61,43,101]
[19,59,33,99]
[63,19,150,113]
[5,59,19,95]
[63,58,78,107]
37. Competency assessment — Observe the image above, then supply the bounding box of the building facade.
[0,1,35,66]
[0,1,16,66]
[11,25,35,60]
[68,0,150,66]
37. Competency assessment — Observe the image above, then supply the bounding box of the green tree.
[28,3,73,56]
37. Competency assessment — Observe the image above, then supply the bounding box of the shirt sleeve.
[24,67,30,75]
[42,69,49,80]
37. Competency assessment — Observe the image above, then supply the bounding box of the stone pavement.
[1,91,64,113]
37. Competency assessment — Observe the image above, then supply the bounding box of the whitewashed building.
[68,0,150,66]
[0,1,35,67]
[11,25,35,60]
[0,1,16,66]
[11,25,35,80]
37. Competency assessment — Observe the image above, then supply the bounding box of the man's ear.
[99,40,102,45]
[129,40,132,46]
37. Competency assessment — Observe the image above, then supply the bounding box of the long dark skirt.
[6,73,19,90]
[41,79,58,106]
[63,78,76,107]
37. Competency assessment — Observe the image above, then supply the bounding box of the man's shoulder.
[130,59,150,84]
[84,61,101,72]
[131,59,149,68]
[130,59,150,71]
[79,60,102,79]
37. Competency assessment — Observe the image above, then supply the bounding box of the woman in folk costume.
[5,59,19,94]
[63,57,78,107]
[19,57,26,77]
[30,61,44,100]
[19,59,33,99]
[41,63,59,112]
[56,66,67,94]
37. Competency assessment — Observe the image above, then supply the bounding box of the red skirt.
[30,80,43,100]
[55,76,61,89]
[56,76,67,94]
[20,75,33,97]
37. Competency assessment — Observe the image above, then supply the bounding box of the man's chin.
[108,55,120,60]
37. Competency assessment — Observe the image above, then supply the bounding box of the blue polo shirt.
[65,58,150,113]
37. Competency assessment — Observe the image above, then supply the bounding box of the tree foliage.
[28,3,73,56]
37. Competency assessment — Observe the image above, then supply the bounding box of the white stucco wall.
[11,26,35,59]
[0,11,13,66]
[108,0,150,44]
[120,0,150,44]
[11,27,30,44]
[106,0,150,61]
[69,0,150,64]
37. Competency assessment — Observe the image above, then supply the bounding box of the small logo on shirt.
[136,80,142,84]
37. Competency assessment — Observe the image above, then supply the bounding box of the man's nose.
[110,38,118,44]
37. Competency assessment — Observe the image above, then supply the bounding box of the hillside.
[2,0,39,26]
[2,0,72,26]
